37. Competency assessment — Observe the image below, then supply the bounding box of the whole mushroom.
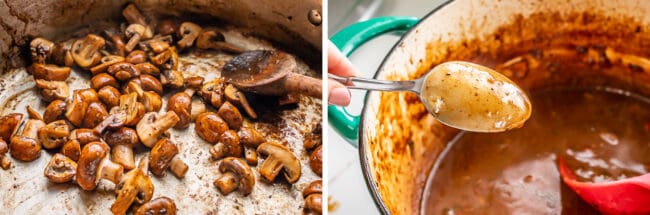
[176,22,202,50]
[217,101,243,130]
[90,73,119,90]
[98,86,122,108]
[149,138,188,178]
[167,92,192,129]
[76,141,124,191]
[125,24,146,52]
[195,112,228,144]
[214,157,255,195]
[134,197,177,215]
[136,111,180,147]
[38,120,70,149]
[126,50,147,64]
[105,127,140,170]
[10,119,45,162]
[44,153,77,183]
[209,130,241,161]
[122,4,153,39]
[303,180,323,215]
[196,28,243,53]
[156,19,177,36]
[111,157,154,215]
[257,142,301,184]
[238,126,265,165]
[199,78,225,108]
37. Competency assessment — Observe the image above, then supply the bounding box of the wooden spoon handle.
[283,73,322,99]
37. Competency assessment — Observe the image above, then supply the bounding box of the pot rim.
[356,0,454,214]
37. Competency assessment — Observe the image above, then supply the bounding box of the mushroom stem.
[209,143,227,160]
[0,156,11,170]
[237,91,257,119]
[100,156,124,184]
[112,145,135,170]
[214,172,239,195]
[169,156,188,178]
[244,147,258,165]
[258,156,282,182]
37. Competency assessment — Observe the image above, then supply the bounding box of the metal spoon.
[330,61,532,132]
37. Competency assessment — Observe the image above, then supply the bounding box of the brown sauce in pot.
[421,87,650,214]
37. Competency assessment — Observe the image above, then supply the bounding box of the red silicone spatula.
[559,158,650,214]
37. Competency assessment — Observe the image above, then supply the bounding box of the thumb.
[328,78,351,106]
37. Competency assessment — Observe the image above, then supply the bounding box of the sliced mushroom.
[106,30,127,56]
[125,24,146,52]
[81,102,109,128]
[209,130,241,160]
[0,139,11,170]
[0,113,23,141]
[142,91,162,112]
[303,180,323,214]
[91,73,119,90]
[90,55,125,74]
[168,92,191,129]
[61,139,81,161]
[35,79,69,102]
[214,157,255,196]
[126,50,148,64]
[44,153,77,183]
[26,106,42,121]
[150,47,178,70]
[111,157,154,215]
[217,101,243,130]
[238,126,265,165]
[309,145,322,176]
[108,62,141,82]
[62,128,100,161]
[76,141,124,191]
[10,119,45,162]
[195,112,228,144]
[71,34,105,68]
[161,69,184,89]
[122,4,153,39]
[134,63,160,76]
[134,196,177,215]
[199,78,225,108]
[116,92,146,126]
[52,40,75,67]
[257,142,301,183]
[98,86,122,108]
[136,111,180,147]
[29,63,70,81]
[105,127,140,170]
[65,89,99,127]
[149,138,188,178]
[224,85,257,119]
[30,38,55,64]
[42,100,65,123]
[176,22,202,50]
[139,35,172,53]
[196,29,243,54]
[38,120,70,149]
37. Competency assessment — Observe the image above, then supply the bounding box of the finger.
[327,78,351,106]
[328,41,359,77]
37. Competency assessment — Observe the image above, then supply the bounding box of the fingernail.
[329,87,351,106]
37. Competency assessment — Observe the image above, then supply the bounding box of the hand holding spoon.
[330,61,532,132]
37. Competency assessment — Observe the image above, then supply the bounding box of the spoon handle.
[284,73,323,99]
[329,74,418,92]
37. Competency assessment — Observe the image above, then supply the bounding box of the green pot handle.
[329,16,419,147]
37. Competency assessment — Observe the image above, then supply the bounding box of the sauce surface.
[422,88,650,214]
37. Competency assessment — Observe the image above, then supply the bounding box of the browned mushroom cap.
[29,63,70,81]
[71,34,105,68]
[134,196,177,215]
[126,50,147,64]
[90,55,125,74]
[238,126,265,165]
[168,92,191,129]
[125,24,146,52]
[76,141,124,191]
[108,62,141,82]
[44,153,77,183]
[217,101,243,130]
[0,139,10,169]
[134,63,160,76]
[304,123,322,150]
[10,119,45,161]
[105,127,140,170]
[35,79,69,102]
[136,111,180,147]
[196,29,243,54]
[161,69,184,89]
[149,138,188,178]
[199,78,225,108]
[43,100,66,123]
[26,106,42,121]
[223,85,257,119]
[257,142,301,183]
[112,157,154,215]
[177,22,202,50]
[62,128,100,161]
[214,157,255,195]
[30,38,55,64]
[303,180,323,214]
[0,113,23,141]
[65,89,99,127]
[38,120,70,149]
[309,145,322,176]
[195,112,228,144]
[156,19,177,36]
[139,74,164,94]
[90,73,119,90]
[142,91,162,112]
[209,130,241,160]
[151,47,178,70]
[98,86,122,108]
[122,4,153,39]
[61,139,81,161]
[139,35,172,54]
[82,102,109,128]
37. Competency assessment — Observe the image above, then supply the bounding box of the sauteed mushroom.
[139,35,172,53]
[191,98,207,121]
[209,130,241,160]
[116,92,146,126]
[257,142,301,183]
[10,119,45,162]
[136,111,180,147]
[168,92,192,129]
[105,29,127,57]
[199,78,225,108]
[126,50,147,64]
[303,180,323,215]
[177,22,202,50]
[134,63,160,76]
[91,73,119,90]
[125,24,146,52]
[42,100,66,123]
[142,91,163,112]
[44,153,77,183]
[90,55,125,74]
[112,157,154,215]
[65,89,99,127]
[149,138,188,178]
[131,74,164,95]
[62,128,100,161]
[82,102,109,128]
[76,141,124,191]
[35,79,69,102]
[98,86,122,108]
[30,37,55,63]
[238,126,265,165]
[196,29,243,53]
[71,34,105,68]
[134,196,177,215]
[51,41,75,67]
[30,63,70,81]
[0,139,11,170]
[214,157,255,195]
[195,112,228,144]
[0,113,23,141]
[218,101,243,130]
[223,85,257,119]
[122,4,153,39]
[156,19,177,36]
[38,120,70,149]
[108,62,141,82]
[105,127,140,170]
[309,145,322,176]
